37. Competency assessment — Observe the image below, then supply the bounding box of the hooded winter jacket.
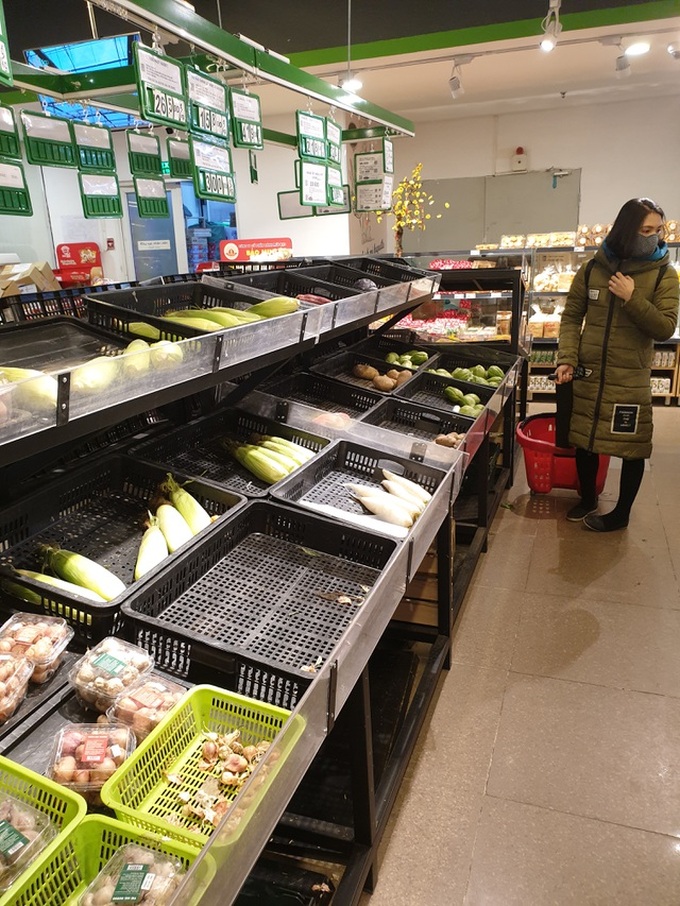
[556,245,679,458]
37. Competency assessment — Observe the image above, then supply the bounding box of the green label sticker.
[92,653,126,675]
[0,821,28,859]
[112,863,155,903]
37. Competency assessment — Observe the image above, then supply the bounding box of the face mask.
[631,232,660,258]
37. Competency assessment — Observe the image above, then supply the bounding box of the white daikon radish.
[381,469,432,504]
[299,500,409,539]
[353,493,414,528]
[381,480,426,513]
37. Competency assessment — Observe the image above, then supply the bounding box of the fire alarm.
[106,238,115,250]
[511,146,528,172]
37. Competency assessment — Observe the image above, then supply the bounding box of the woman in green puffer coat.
[555,197,679,532]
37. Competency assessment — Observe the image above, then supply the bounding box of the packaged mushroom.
[0,793,56,891]
[0,654,33,725]
[107,674,186,741]
[0,614,74,684]
[49,723,135,804]
[79,843,184,906]
[68,638,154,713]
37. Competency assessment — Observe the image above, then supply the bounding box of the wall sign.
[220,237,294,261]
[229,88,263,149]
[0,105,19,160]
[73,122,115,172]
[0,2,12,88]
[0,159,31,216]
[186,68,229,140]
[167,137,192,178]
[191,136,235,201]
[127,131,162,176]
[78,172,122,219]
[21,112,77,168]
[134,43,187,129]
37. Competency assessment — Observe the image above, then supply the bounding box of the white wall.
[391,97,680,228]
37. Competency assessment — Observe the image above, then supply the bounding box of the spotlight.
[340,74,362,93]
[615,54,631,78]
[449,73,464,98]
[539,0,562,53]
[668,44,680,61]
[624,41,650,57]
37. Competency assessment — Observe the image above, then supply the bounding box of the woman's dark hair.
[606,197,665,258]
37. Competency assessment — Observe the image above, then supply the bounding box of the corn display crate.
[128,406,330,499]
[0,454,246,643]
[120,500,401,706]
[256,372,383,419]
[87,281,318,358]
[0,754,87,906]
[225,269,368,334]
[269,439,452,582]
[102,684,303,850]
[359,396,474,442]
[2,813,209,906]
[310,349,428,395]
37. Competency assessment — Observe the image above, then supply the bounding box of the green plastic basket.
[0,755,87,906]
[101,684,304,849]
[5,814,211,906]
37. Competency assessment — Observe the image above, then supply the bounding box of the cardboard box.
[0,261,60,294]
[392,522,456,627]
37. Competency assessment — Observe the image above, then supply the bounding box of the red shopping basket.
[516,414,610,495]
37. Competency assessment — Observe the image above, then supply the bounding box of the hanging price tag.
[0,105,20,160]
[326,164,345,206]
[134,177,169,218]
[73,122,115,172]
[187,68,229,140]
[0,2,13,88]
[326,120,342,165]
[0,159,32,216]
[191,136,236,201]
[134,43,187,129]
[354,151,385,182]
[296,111,327,161]
[167,137,192,178]
[127,132,162,177]
[300,160,327,206]
[383,137,394,174]
[229,88,263,149]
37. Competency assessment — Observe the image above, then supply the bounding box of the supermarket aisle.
[360,406,680,905]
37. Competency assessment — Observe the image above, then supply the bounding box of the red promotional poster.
[219,237,293,263]
[55,242,104,287]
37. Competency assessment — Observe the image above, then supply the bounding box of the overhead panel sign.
[229,88,263,149]
[186,68,229,141]
[134,43,187,129]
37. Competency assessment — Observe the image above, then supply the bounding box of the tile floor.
[360,405,680,905]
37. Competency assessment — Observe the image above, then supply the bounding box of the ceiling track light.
[668,43,680,60]
[615,54,631,78]
[539,0,562,52]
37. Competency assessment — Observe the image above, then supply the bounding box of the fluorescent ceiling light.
[624,41,650,57]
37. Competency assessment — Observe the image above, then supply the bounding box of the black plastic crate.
[335,256,434,281]
[259,372,383,418]
[226,268,359,301]
[128,407,330,498]
[349,335,437,369]
[359,396,474,441]
[0,454,246,643]
[294,263,396,291]
[0,316,126,371]
[4,288,90,322]
[310,349,422,394]
[394,368,495,411]
[87,282,276,342]
[121,499,398,707]
[417,341,519,373]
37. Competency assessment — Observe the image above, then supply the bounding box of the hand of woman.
[608,271,634,302]
[554,364,574,384]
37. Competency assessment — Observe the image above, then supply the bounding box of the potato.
[352,363,379,380]
[385,369,401,381]
[395,370,412,386]
[372,375,397,391]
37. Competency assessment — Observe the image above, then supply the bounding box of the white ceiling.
[253,17,680,125]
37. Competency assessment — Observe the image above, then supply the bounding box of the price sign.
[355,180,391,212]
[230,88,263,149]
[296,111,327,161]
[127,131,162,176]
[326,119,342,165]
[316,184,351,216]
[0,105,20,159]
[134,43,187,129]
[327,164,344,206]
[73,122,115,172]
[355,151,385,182]
[167,137,192,178]
[187,68,229,140]
[383,137,394,174]
[0,159,31,216]
[191,136,236,201]
[0,2,13,88]
[300,160,327,206]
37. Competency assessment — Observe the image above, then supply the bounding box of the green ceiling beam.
[290,1,680,67]
[262,128,298,148]
[82,0,413,135]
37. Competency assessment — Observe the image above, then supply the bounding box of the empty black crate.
[128,407,330,497]
[359,397,474,441]
[121,499,399,708]
[260,372,382,418]
[0,455,245,642]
